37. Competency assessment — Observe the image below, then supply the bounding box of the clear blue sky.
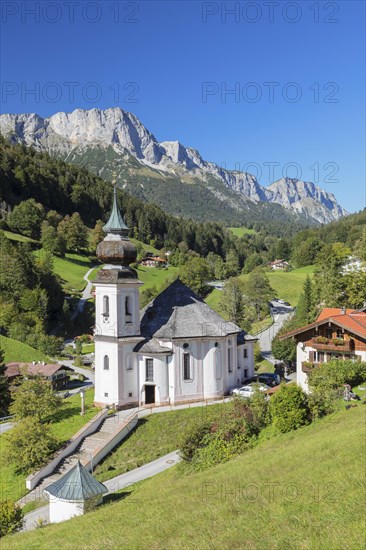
[1,0,365,213]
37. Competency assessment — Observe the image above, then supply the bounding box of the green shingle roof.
[45,461,108,501]
[103,186,129,235]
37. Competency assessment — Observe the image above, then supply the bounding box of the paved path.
[61,359,95,384]
[256,301,293,364]
[0,422,13,434]
[71,266,97,320]
[22,450,180,532]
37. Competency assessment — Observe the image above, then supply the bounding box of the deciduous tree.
[5,417,59,472]
[10,376,62,422]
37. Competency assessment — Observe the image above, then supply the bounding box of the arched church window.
[228,342,233,373]
[125,296,131,315]
[215,349,222,380]
[103,355,109,370]
[183,352,192,381]
[103,295,109,318]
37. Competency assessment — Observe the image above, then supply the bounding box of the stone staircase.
[18,411,136,506]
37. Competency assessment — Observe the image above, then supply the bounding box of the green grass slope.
[206,265,315,319]
[0,335,48,363]
[266,265,315,306]
[6,405,365,549]
[134,265,179,290]
[94,405,224,482]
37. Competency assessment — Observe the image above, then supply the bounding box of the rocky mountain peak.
[0,107,348,224]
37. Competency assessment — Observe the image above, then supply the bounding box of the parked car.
[231,385,253,397]
[245,375,277,387]
[232,383,270,397]
[278,299,285,304]
[260,372,281,385]
[271,308,279,314]
[283,301,290,306]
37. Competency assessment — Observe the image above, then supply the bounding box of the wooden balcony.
[309,338,354,353]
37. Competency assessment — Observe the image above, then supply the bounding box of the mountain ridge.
[0,107,348,225]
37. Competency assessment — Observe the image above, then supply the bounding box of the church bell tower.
[94,186,142,408]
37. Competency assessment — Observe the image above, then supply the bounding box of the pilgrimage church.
[94,188,257,408]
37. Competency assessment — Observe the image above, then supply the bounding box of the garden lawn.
[0,335,48,363]
[135,265,179,291]
[6,405,365,549]
[0,390,97,502]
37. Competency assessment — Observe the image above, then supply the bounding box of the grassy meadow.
[5,404,365,549]
[228,227,257,237]
[205,265,315,321]
[134,264,179,290]
[266,265,316,306]
[0,335,48,363]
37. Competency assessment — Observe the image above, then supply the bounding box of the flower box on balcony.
[310,338,353,352]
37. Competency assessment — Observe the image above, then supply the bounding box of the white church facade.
[94,188,257,408]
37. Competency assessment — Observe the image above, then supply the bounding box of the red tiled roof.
[270,259,288,266]
[280,309,366,340]
[5,362,66,379]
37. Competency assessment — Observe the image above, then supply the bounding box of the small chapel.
[93,188,257,408]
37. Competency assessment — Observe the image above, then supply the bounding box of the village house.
[139,256,167,267]
[280,307,366,392]
[93,187,257,408]
[270,259,290,270]
[4,362,72,390]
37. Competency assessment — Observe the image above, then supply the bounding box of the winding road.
[71,266,97,320]
[255,300,293,364]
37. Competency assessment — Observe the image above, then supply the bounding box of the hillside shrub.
[307,360,366,391]
[179,421,212,462]
[307,387,341,419]
[0,501,24,537]
[193,432,248,470]
[180,393,271,469]
[269,384,310,433]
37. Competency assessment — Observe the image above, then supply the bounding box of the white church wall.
[203,340,225,399]
[95,284,119,338]
[224,337,240,392]
[137,354,169,405]
[94,341,119,405]
[116,286,141,337]
[49,498,84,524]
[172,340,205,403]
[118,342,139,403]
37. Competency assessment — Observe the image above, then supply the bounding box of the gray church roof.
[139,279,246,339]
[44,461,108,501]
[134,338,172,354]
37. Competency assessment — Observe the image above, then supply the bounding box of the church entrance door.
[145,385,155,404]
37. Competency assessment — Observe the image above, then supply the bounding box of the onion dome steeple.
[96,184,137,267]
[102,185,129,237]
